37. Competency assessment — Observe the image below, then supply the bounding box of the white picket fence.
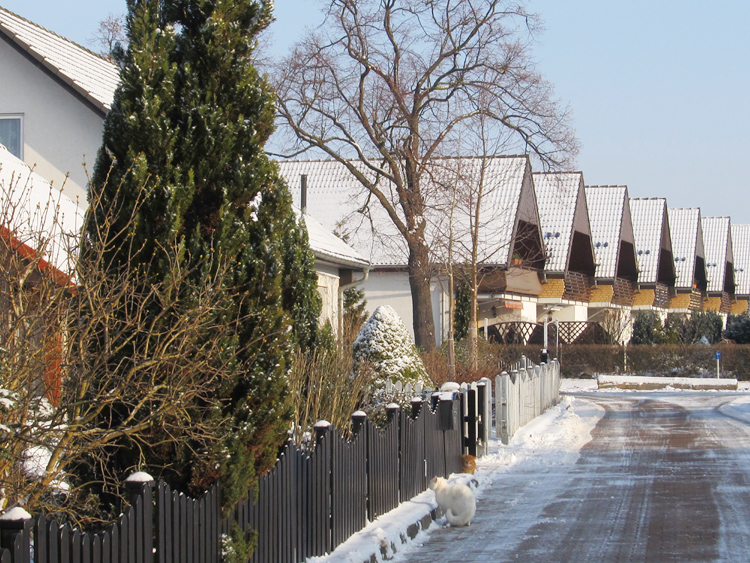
[381,355,560,451]
[496,356,561,444]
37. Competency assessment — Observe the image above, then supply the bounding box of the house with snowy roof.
[584,186,638,302]
[0,6,365,330]
[701,216,735,319]
[295,204,370,334]
[0,145,84,402]
[667,208,707,314]
[730,224,750,315]
[0,5,119,205]
[277,156,547,345]
[628,198,676,314]
[532,172,597,343]
[582,186,639,343]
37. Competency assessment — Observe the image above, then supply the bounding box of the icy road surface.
[398,388,750,563]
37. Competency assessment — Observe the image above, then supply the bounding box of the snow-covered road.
[393,384,750,563]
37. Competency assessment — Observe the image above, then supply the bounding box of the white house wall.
[0,39,103,206]
[362,270,448,346]
[315,264,340,331]
[545,304,589,323]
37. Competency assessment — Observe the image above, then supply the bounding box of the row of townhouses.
[277,159,748,346]
[1,6,747,348]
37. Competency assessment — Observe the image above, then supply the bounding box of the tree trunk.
[407,239,436,352]
[468,268,478,371]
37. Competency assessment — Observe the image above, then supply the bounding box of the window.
[0,115,23,159]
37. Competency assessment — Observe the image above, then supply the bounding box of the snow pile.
[353,305,431,389]
[719,394,750,422]
[477,395,604,473]
[309,393,603,563]
[597,374,738,391]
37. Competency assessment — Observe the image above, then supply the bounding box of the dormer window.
[0,115,23,159]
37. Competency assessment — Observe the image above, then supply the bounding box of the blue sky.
[3,0,749,222]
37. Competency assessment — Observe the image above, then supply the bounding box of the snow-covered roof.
[701,216,733,294]
[584,186,637,279]
[533,172,593,273]
[667,208,705,291]
[277,157,539,268]
[0,145,84,279]
[293,206,369,269]
[629,198,674,285]
[731,224,750,298]
[0,6,120,113]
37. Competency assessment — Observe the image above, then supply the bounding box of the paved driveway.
[398,392,750,563]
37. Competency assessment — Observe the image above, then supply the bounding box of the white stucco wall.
[544,304,589,322]
[362,269,448,346]
[0,40,104,207]
[315,263,340,331]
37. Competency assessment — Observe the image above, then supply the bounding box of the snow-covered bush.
[353,305,432,389]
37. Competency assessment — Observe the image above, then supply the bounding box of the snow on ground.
[310,377,750,563]
[718,388,750,422]
[310,385,604,563]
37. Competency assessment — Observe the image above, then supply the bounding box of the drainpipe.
[338,267,370,339]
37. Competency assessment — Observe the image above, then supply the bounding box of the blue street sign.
[715,351,721,360]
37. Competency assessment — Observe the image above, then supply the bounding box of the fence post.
[352,410,367,436]
[410,397,423,419]
[0,507,32,563]
[477,378,492,455]
[387,403,401,424]
[124,471,155,563]
[496,371,510,445]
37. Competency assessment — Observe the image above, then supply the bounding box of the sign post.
[715,350,721,379]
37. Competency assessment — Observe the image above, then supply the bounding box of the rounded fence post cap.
[313,420,331,429]
[440,382,460,392]
[411,396,422,403]
[124,471,154,484]
[0,507,32,521]
[386,403,401,410]
[352,410,367,418]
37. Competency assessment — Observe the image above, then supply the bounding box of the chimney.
[300,174,308,215]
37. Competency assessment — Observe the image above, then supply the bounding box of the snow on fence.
[496,356,561,444]
[0,399,462,563]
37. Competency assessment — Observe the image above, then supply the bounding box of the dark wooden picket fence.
[0,396,462,563]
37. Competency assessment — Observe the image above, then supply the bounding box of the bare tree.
[88,14,127,61]
[272,0,577,351]
[0,171,260,524]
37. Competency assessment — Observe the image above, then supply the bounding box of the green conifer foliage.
[629,311,665,345]
[86,0,320,510]
[725,312,750,344]
[281,214,322,352]
[353,305,433,389]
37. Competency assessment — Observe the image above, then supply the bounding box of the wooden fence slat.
[92,534,102,563]
[48,520,60,563]
[59,524,70,563]
[70,530,81,563]
[101,532,111,563]
[81,532,92,563]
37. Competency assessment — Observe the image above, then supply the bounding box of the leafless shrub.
[0,168,254,525]
[287,348,375,447]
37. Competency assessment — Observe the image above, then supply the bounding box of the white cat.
[428,476,476,527]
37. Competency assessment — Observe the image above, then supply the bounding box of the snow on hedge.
[352,305,432,389]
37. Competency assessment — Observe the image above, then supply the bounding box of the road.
[397,392,750,563]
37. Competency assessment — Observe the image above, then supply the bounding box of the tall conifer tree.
[87,0,320,508]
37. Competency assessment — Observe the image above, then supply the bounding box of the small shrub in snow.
[353,306,433,425]
[353,305,432,389]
